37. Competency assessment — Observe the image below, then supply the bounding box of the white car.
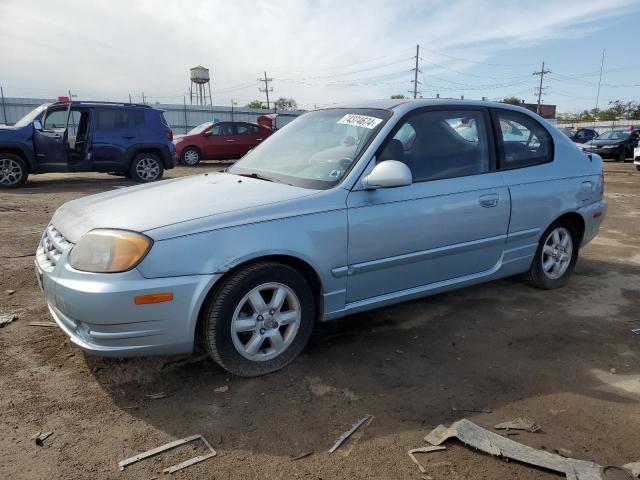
[634,145,640,171]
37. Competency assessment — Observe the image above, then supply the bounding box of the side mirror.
[202,131,211,137]
[33,119,43,131]
[362,160,412,190]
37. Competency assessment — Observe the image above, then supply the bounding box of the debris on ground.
[214,385,229,394]
[328,414,373,453]
[424,419,638,480]
[160,354,209,371]
[118,434,216,474]
[494,417,541,433]
[146,392,167,400]
[290,451,313,461]
[451,406,492,414]
[28,321,57,328]
[407,446,446,474]
[5,289,15,295]
[0,314,17,328]
[31,431,53,446]
[610,368,618,374]
[631,328,640,335]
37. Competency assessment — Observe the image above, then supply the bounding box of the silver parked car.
[36,100,607,376]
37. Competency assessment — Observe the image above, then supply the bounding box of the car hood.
[587,139,624,146]
[52,172,319,243]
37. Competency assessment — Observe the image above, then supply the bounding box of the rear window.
[493,109,553,169]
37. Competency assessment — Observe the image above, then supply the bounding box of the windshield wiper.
[236,172,278,183]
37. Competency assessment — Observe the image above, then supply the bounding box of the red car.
[173,121,272,166]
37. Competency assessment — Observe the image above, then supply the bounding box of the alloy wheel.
[183,149,200,166]
[135,157,160,181]
[230,282,302,362]
[541,227,573,280]
[0,158,23,186]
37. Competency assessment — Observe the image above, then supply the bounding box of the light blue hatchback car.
[36,99,606,376]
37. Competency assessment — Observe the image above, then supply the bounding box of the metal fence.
[0,97,304,133]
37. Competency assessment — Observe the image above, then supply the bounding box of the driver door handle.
[226,139,236,142]
[479,194,499,208]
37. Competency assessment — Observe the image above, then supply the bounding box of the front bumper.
[35,246,220,357]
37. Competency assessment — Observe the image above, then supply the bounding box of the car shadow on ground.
[80,257,640,459]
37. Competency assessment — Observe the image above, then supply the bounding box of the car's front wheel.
[181,147,201,166]
[0,154,28,188]
[130,153,164,183]
[523,221,579,289]
[202,262,315,377]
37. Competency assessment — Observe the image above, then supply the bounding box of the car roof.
[49,101,153,110]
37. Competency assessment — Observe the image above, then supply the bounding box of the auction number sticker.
[337,114,383,129]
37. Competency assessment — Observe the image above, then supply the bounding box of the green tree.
[390,94,406,99]
[273,97,298,111]
[245,100,267,109]
[501,97,522,106]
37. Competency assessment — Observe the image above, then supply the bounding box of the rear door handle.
[479,194,499,208]
[226,139,236,142]
[256,138,263,141]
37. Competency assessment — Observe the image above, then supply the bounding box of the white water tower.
[190,66,212,106]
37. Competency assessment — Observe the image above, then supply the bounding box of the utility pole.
[141,92,146,104]
[129,93,132,103]
[183,96,188,133]
[533,61,551,115]
[231,99,237,122]
[258,71,273,109]
[595,49,605,112]
[409,44,422,99]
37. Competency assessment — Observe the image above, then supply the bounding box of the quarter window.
[379,110,491,182]
[494,110,552,168]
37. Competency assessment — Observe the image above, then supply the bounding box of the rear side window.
[236,123,260,135]
[379,109,491,183]
[96,109,133,130]
[493,110,552,169]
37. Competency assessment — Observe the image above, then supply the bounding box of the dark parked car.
[173,121,272,166]
[581,128,640,162]
[0,101,176,188]
[559,127,599,144]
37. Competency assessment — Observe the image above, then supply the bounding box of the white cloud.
[0,0,636,109]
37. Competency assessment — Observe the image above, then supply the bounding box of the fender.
[0,141,38,172]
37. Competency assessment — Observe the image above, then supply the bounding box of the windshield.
[188,122,213,135]
[229,108,391,189]
[13,104,48,128]
[597,130,630,140]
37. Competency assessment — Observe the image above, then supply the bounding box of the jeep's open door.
[32,102,72,172]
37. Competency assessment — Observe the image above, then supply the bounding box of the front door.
[346,108,510,303]
[33,108,69,171]
[202,123,238,158]
[233,123,263,156]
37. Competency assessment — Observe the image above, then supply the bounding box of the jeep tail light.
[165,130,173,141]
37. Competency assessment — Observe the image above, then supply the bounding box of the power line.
[533,61,551,114]
[258,71,273,109]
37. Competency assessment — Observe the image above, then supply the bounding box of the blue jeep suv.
[0,101,177,188]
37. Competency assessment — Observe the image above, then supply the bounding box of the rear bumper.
[579,199,607,247]
[36,254,220,357]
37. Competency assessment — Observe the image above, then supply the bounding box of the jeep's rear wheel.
[130,153,163,183]
[202,262,315,377]
[0,154,28,188]
[181,147,201,166]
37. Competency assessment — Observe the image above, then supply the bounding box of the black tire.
[522,220,579,290]
[181,147,202,166]
[202,261,316,377]
[129,153,164,183]
[636,164,640,172]
[0,153,29,188]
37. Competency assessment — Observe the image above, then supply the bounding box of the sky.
[1,0,639,113]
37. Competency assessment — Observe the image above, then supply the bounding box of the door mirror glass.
[363,160,412,189]
[33,119,43,131]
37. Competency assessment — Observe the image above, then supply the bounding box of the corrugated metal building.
[0,97,303,132]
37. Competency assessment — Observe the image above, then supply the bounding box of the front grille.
[36,225,72,272]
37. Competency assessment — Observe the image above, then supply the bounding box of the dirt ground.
[1,162,639,480]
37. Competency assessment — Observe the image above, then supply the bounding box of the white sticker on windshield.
[337,114,383,129]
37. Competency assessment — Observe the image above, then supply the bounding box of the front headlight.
[69,229,152,273]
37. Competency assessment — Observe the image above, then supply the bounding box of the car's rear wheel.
[0,154,28,188]
[636,164,640,172]
[181,147,201,166]
[523,221,579,289]
[202,261,315,377]
[130,153,164,183]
